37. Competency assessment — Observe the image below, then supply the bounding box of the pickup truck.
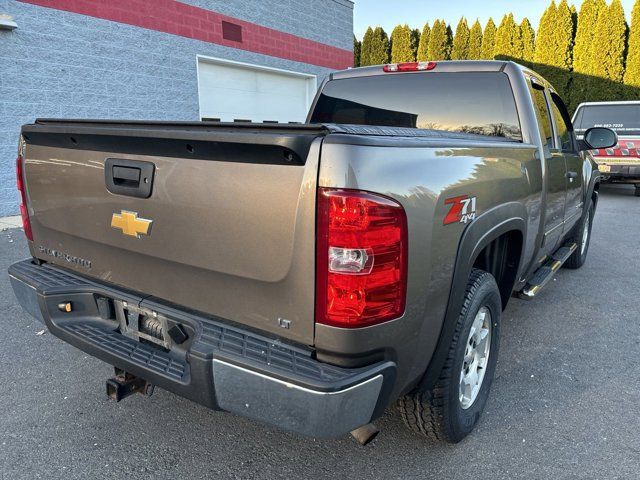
[573,101,640,196]
[9,61,617,444]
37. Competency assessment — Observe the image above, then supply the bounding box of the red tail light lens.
[316,188,408,328]
[16,156,33,241]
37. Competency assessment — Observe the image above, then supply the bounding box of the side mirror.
[580,127,618,151]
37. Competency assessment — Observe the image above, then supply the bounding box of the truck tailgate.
[20,120,326,345]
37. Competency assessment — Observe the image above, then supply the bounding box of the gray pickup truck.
[9,61,617,444]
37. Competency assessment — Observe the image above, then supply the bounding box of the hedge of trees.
[354,0,640,112]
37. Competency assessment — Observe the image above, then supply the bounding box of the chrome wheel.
[459,306,492,409]
[580,214,590,255]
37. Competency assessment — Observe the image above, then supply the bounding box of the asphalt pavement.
[1,184,638,479]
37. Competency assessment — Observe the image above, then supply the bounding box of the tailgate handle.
[105,159,155,199]
[113,166,141,187]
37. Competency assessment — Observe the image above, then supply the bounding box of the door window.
[527,79,554,150]
[550,93,575,152]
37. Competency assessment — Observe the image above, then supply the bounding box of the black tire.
[397,269,501,443]
[564,201,594,270]
[634,186,640,197]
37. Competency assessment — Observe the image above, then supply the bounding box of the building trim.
[17,0,353,70]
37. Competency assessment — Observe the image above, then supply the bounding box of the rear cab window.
[310,72,523,142]
[573,104,640,136]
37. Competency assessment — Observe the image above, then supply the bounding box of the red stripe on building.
[18,0,353,70]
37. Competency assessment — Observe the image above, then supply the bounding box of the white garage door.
[197,57,317,123]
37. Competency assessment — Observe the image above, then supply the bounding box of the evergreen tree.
[557,0,576,70]
[520,18,536,62]
[624,0,640,87]
[534,1,575,100]
[416,23,431,61]
[390,24,415,62]
[494,13,522,59]
[480,18,497,59]
[360,27,374,66]
[468,20,483,60]
[534,0,574,70]
[592,0,627,85]
[353,35,361,67]
[411,28,421,60]
[428,20,452,60]
[574,0,606,74]
[451,18,470,60]
[534,1,558,65]
[369,26,390,65]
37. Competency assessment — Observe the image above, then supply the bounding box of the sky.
[353,0,637,39]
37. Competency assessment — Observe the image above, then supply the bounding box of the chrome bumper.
[212,360,383,437]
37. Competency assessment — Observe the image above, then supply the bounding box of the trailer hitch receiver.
[106,368,155,402]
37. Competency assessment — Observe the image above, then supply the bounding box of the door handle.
[105,159,155,198]
[566,171,578,180]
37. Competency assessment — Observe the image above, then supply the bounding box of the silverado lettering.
[38,246,92,269]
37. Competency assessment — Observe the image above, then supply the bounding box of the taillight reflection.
[16,156,33,241]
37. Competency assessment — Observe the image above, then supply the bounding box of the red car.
[573,101,640,197]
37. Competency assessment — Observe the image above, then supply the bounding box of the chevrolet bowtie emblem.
[111,211,153,238]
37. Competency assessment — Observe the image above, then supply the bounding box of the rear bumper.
[596,163,640,183]
[8,259,396,438]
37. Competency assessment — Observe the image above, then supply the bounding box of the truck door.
[527,79,567,254]
[549,92,585,234]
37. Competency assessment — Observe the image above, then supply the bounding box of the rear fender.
[417,202,527,391]
[587,170,600,211]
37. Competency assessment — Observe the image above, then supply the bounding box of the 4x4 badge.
[111,211,153,238]
[444,195,477,225]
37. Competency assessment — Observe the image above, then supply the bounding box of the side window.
[550,93,574,152]
[527,79,554,150]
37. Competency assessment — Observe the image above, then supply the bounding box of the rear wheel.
[564,201,594,269]
[397,269,501,443]
[634,185,640,197]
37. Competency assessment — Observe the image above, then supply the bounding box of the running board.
[517,242,578,299]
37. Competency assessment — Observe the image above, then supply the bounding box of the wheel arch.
[472,229,524,309]
[587,168,601,211]
[417,202,527,391]
[591,178,600,209]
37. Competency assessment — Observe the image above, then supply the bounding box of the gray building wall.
[181,0,353,50]
[0,0,353,216]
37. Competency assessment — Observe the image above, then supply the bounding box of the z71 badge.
[444,195,477,225]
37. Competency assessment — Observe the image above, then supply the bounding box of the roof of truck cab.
[330,60,518,80]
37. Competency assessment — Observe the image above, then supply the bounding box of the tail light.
[316,188,408,328]
[383,61,437,73]
[16,156,33,241]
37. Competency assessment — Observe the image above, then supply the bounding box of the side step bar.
[517,242,577,299]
